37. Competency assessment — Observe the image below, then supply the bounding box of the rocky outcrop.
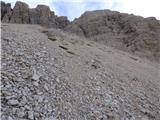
[1,1,12,22]
[55,16,70,29]
[35,5,51,25]
[29,5,51,26]
[65,10,160,61]
[10,1,29,23]
[1,1,70,28]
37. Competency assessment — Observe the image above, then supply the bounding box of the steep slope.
[65,10,160,62]
[1,24,160,120]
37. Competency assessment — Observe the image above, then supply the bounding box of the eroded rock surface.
[65,10,160,62]
[1,1,70,28]
[10,1,29,23]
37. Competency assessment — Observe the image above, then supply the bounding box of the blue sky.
[4,0,160,21]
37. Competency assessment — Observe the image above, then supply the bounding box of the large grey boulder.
[10,1,30,24]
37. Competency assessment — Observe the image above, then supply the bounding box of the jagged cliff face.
[1,1,70,28]
[65,10,160,61]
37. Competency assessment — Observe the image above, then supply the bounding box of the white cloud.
[113,0,160,19]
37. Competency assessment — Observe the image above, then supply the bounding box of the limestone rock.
[55,16,70,29]
[8,99,19,106]
[1,1,12,22]
[29,8,38,24]
[1,1,7,19]
[65,10,160,61]
[35,5,51,26]
[10,1,30,24]
[1,1,70,29]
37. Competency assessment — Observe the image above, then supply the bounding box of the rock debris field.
[1,24,160,120]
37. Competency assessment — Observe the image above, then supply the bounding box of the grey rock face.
[55,16,70,29]
[1,1,12,22]
[1,1,8,19]
[29,5,50,25]
[10,1,30,24]
[66,10,160,61]
[29,8,38,24]
[1,1,70,29]
[35,5,51,25]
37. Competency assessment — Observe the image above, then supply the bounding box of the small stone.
[46,116,57,120]
[44,84,49,91]
[5,95,16,100]
[17,110,25,118]
[21,96,27,105]
[38,96,43,102]
[35,52,41,56]
[24,105,31,110]
[8,99,19,105]
[33,81,39,86]
[37,92,43,95]
[32,67,40,81]
[8,116,14,120]
[141,116,149,120]
[12,108,18,114]
[28,111,34,120]
[56,77,60,83]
